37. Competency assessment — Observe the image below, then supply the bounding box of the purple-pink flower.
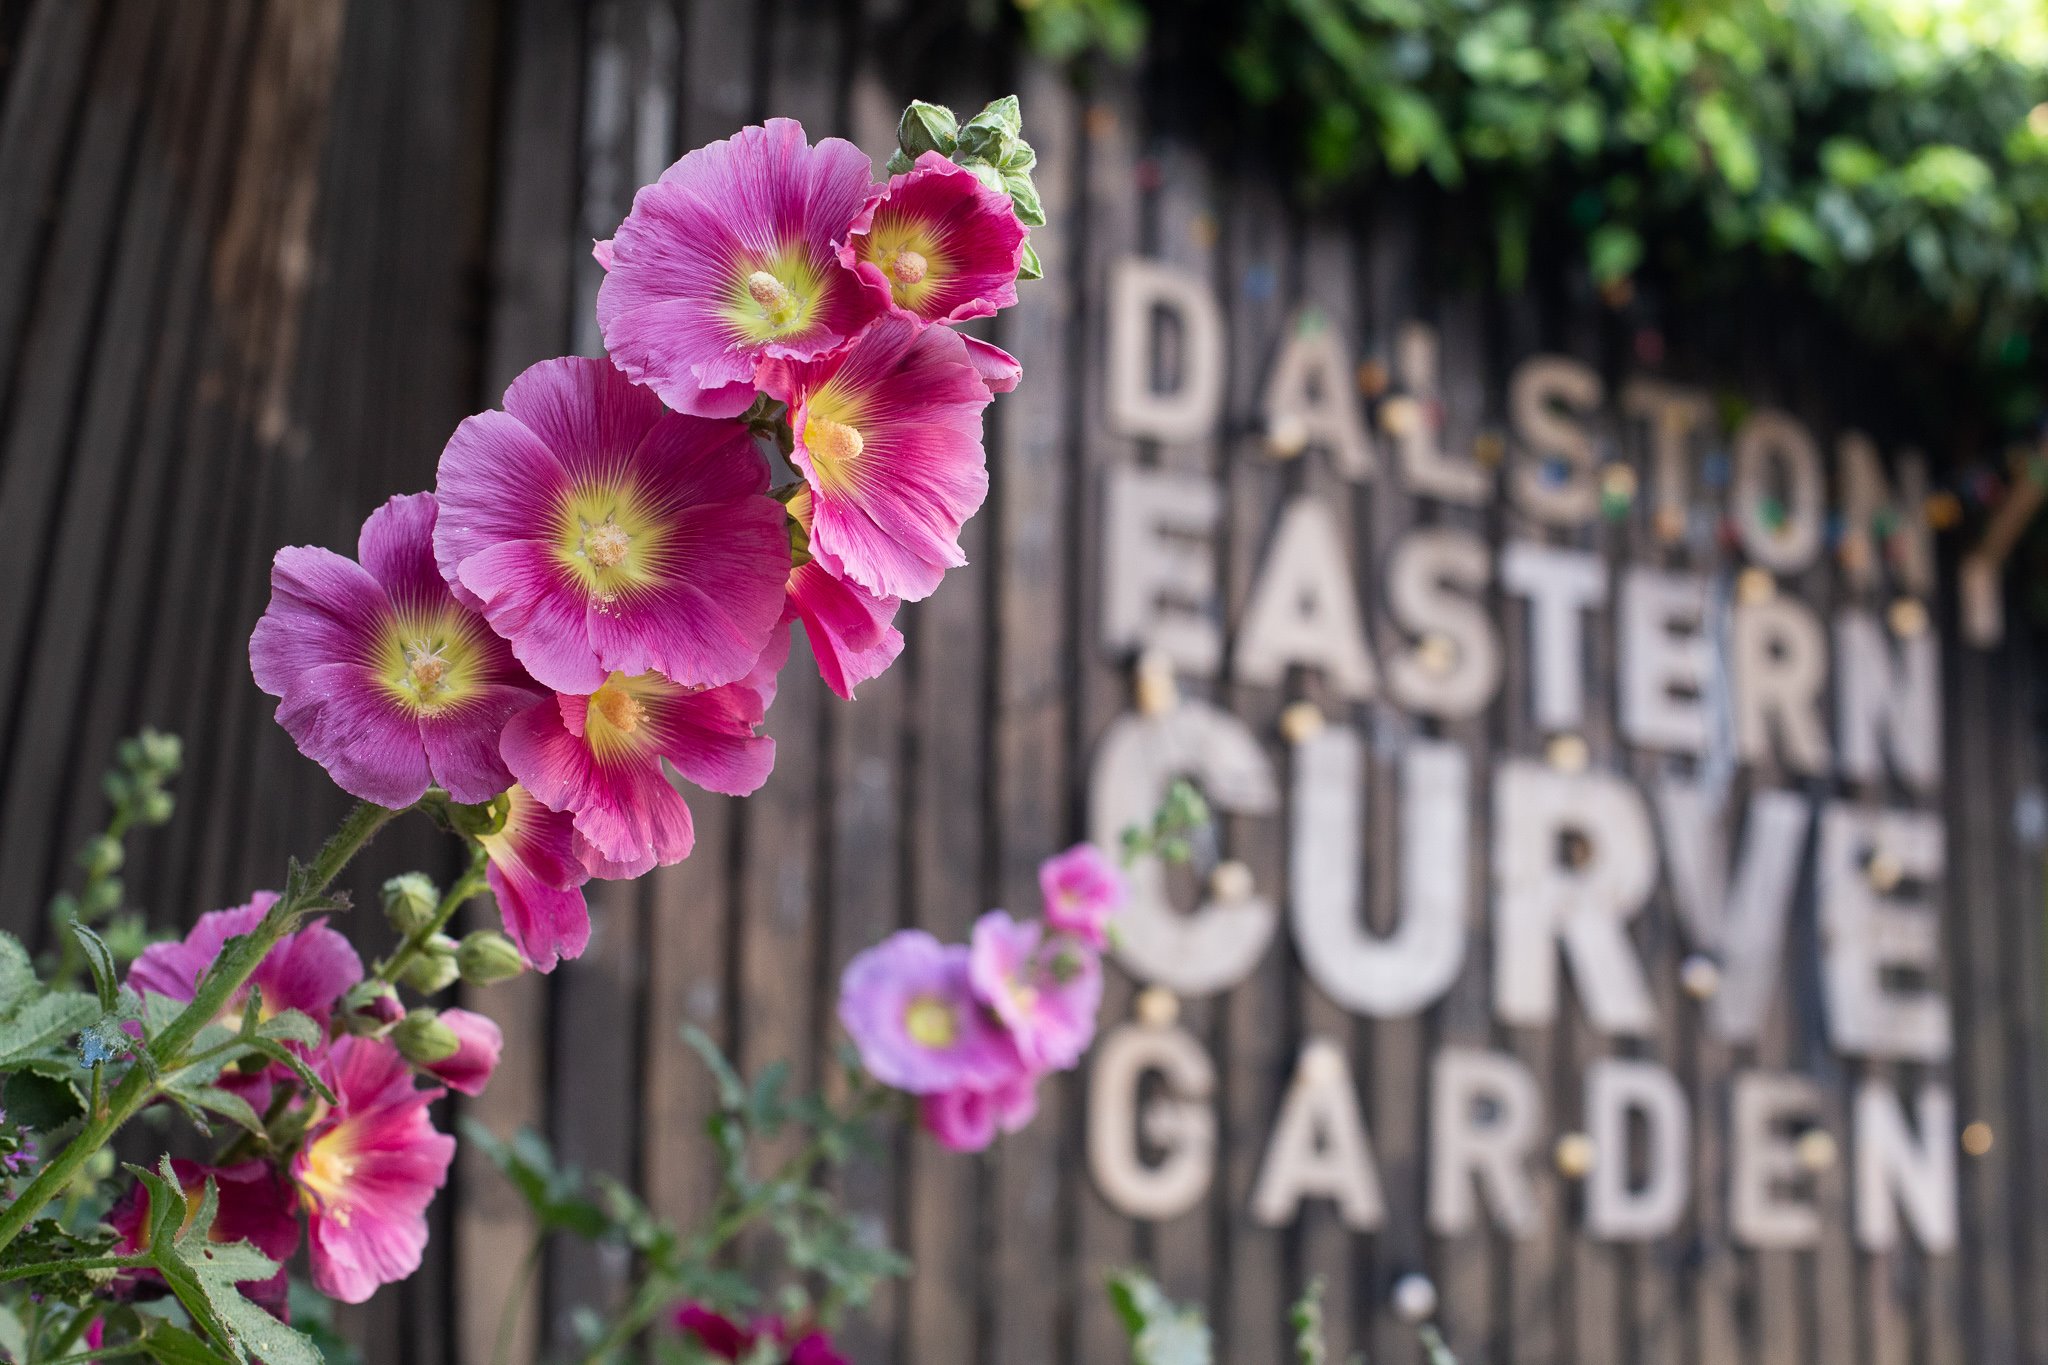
[596,118,887,418]
[476,783,593,971]
[967,910,1102,1071]
[760,316,992,602]
[783,486,903,700]
[671,1304,850,1365]
[920,1071,1038,1154]
[418,1007,502,1097]
[1037,842,1125,949]
[499,655,779,880]
[837,929,1020,1094]
[434,356,789,696]
[294,1036,456,1305]
[251,492,540,809]
[840,151,1028,327]
[962,335,1022,394]
[108,1159,300,1318]
[128,894,362,1032]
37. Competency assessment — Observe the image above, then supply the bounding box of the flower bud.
[392,1008,462,1066]
[78,834,124,880]
[381,873,440,936]
[81,878,124,918]
[138,790,175,825]
[456,930,526,986]
[340,981,403,1035]
[400,937,461,995]
[896,100,958,161]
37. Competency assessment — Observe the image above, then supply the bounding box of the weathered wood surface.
[2,2,2047,1363]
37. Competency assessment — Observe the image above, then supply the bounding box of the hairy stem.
[375,842,489,986]
[0,800,401,1255]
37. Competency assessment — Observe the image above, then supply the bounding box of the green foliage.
[1022,0,2048,434]
[1107,1269,1213,1365]
[1289,1277,1327,1365]
[1120,777,1212,867]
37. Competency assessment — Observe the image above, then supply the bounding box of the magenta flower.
[840,151,1027,327]
[251,492,540,808]
[418,1007,502,1097]
[920,1070,1038,1153]
[499,658,779,880]
[294,1036,456,1305]
[760,316,992,602]
[837,929,1019,1093]
[783,486,903,699]
[108,1159,300,1317]
[128,894,362,1032]
[968,910,1102,1071]
[1037,842,1126,949]
[671,1305,850,1365]
[476,783,593,972]
[596,118,887,418]
[962,335,1022,394]
[434,356,789,695]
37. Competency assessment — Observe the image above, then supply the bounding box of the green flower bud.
[77,834,124,879]
[382,872,441,936]
[139,730,182,773]
[138,790,175,825]
[81,877,124,918]
[897,100,958,161]
[401,938,461,995]
[456,930,526,986]
[392,1008,461,1065]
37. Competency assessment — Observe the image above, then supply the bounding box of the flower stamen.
[804,415,865,473]
[886,248,928,286]
[581,515,631,569]
[746,270,800,328]
[593,682,645,734]
[401,639,451,703]
[904,995,958,1048]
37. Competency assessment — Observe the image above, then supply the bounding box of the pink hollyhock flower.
[838,929,1019,1094]
[920,1069,1039,1153]
[1037,842,1126,949]
[107,1159,300,1317]
[968,910,1102,1071]
[962,335,1022,394]
[759,316,992,602]
[671,1304,850,1365]
[418,1008,502,1097]
[596,118,887,418]
[476,784,593,971]
[783,486,903,699]
[499,655,779,880]
[128,893,362,1031]
[251,492,540,808]
[294,1036,456,1305]
[434,356,789,695]
[840,151,1027,327]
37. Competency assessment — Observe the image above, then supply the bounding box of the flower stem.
[490,1231,546,1365]
[0,799,401,1255]
[0,1254,145,1284]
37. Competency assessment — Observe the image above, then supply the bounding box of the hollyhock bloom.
[499,642,781,879]
[107,1159,300,1317]
[294,1036,456,1305]
[759,316,992,602]
[837,929,1019,1094]
[596,118,886,418]
[671,1304,850,1365]
[251,492,539,808]
[417,1008,502,1097]
[840,151,1027,327]
[128,893,362,1032]
[476,784,593,972]
[968,910,1102,1071]
[783,486,903,699]
[1037,842,1126,949]
[434,356,789,696]
[920,1069,1038,1153]
[962,335,1022,394]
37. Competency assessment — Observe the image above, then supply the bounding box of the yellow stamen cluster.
[904,996,958,1049]
[593,681,646,735]
[746,269,800,329]
[887,248,928,286]
[402,640,451,702]
[581,514,631,569]
[805,415,865,469]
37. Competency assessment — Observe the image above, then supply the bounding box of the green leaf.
[1005,172,1046,227]
[132,1161,321,1365]
[3,1065,84,1129]
[237,1037,335,1105]
[0,931,33,1000]
[147,1322,240,1365]
[0,991,98,1070]
[460,1120,611,1239]
[682,1024,747,1112]
[0,1302,25,1364]
[255,1009,322,1048]
[1106,1270,1212,1365]
[162,1081,267,1139]
[70,919,120,1012]
[0,1219,119,1299]
[1018,241,1044,282]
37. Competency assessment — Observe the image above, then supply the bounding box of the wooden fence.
[2,2,2046,1363]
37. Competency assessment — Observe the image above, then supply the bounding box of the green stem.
[375,843,488,986]
[0,1255,145,1285]
[489,1232,547,1365]
[38,1303,102,1360]
[0,800,401,1256]
[45,1341,150,1364]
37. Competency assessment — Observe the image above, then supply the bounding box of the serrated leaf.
[0,991,98,1069]
[71,918,120,1011]
[134,1165,321,1365]
[0,1219,119,1299]
[4,1065,84,1129]
[0,931,34,999]
[239,1038,335,1105]
[147,1322,239,1365]
[254,1009,321,1047]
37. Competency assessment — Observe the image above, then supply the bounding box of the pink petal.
[273,662,435,808]
[432,409,575,611]
[961,335,1022,394]
[421,1008,503,1096]
[500,355,666,488]
[458,540,611,695]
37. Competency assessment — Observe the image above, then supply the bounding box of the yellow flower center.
[299,1126,360,1227]
[904,996,958,1049]
[555,482,669,598]
[581,515,631,569]
[859,215,948,311]
[593,680,645,734]
[804,415,864,476]
[725,249,826,341]
[379,615,489,716]
[582,672,678,760]
[403,640,451,701]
